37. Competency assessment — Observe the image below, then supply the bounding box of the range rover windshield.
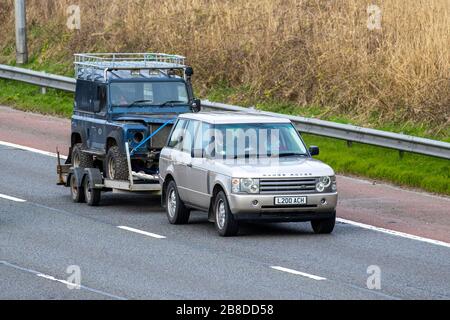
[110,81,189,108]
[212,123,308,159]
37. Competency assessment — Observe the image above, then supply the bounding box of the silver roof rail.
[74,53,187,81]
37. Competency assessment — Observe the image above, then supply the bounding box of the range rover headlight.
[319,176,331,188]
[232,178,260,194]
[316,181,325,192]
[316,176,336,192]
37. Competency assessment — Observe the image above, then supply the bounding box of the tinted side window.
[94,84,107,112]
[168,119,187,149]
[182,120,200,153]
[194,122,212,157]
[75,80,92,112]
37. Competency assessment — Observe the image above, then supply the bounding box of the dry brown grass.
[0,0,449,129]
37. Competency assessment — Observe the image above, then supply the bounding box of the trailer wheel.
[72,143,94,168]
[70,174,85,203]
[106,146,129,180]
[83,175,101,206]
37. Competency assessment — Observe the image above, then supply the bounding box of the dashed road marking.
[118,226,166,239]
[0,260,126,300]
[0,193,26,202]
[271,266,327,281]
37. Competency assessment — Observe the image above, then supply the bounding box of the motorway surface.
[0,106,449,299]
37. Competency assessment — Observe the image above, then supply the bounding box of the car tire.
[311,211,336,234]
[72,143,94,168]
[165,180,190,224]
[214,191,239,237]
[83,175,101,206]
[105,145,129,180]
[70,174,85,203]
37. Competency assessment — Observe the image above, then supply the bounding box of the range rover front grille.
[259,178,318,194]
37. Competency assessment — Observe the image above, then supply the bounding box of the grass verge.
[0,79,73,117]
[0,78,448,195]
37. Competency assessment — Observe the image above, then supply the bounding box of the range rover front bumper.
[228,192,338,222]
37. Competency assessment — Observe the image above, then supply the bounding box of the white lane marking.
[1,140,449,248]
[271,266,327,281]
[0,140,67,159]
[0,260,126,300]
[337,218,450,249]
[36,273,80,289]
[0,193,26,202]
[117,226,166,239]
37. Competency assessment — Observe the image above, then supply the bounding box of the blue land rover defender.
[59,53,200,205]
[70,53,199,178]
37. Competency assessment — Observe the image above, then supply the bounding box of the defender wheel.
[83,175,101,206]
[70,174,85,203]
[165,180,190,224]
[311,211,336,234]
[72,143,94,168]
[106,145,129,180]
[214,191,239,237]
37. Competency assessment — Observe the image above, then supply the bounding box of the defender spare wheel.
[72,143,94,168]
[105,145,129,180]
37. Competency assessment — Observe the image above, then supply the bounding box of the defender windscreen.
[110,81,189,107]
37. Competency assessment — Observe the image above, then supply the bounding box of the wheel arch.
[161,174,175,208]
[208,183,227,222]
[106,130,125,153]
[106,137,117,152]
[71,132,82,147]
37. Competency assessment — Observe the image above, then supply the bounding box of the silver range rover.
[159,112,338,236]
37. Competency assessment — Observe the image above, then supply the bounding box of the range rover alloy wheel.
[311,211,336,234]
[165,180,190,224]
[214,191,239,237]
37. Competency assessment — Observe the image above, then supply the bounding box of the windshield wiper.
[278,152,308,157]
[127,100,154,108]
[160,100,184,107]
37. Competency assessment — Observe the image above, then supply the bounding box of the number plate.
[274,196,307,205]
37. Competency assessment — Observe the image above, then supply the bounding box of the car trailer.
[57,120,174,206]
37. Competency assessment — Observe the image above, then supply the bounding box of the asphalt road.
[2,106,450,243]
[1,143,449,300]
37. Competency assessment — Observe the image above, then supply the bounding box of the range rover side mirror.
[309,146,319,156]
[192,99,201,113]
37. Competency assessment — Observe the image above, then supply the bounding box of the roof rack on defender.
[74,53,188,81]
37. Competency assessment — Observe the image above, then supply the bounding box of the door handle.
[187,163,193,168]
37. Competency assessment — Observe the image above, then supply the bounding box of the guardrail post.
[347,140,353,148]
[40,87,47,94]
[14,0,28,65]
[399,150,404,159]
